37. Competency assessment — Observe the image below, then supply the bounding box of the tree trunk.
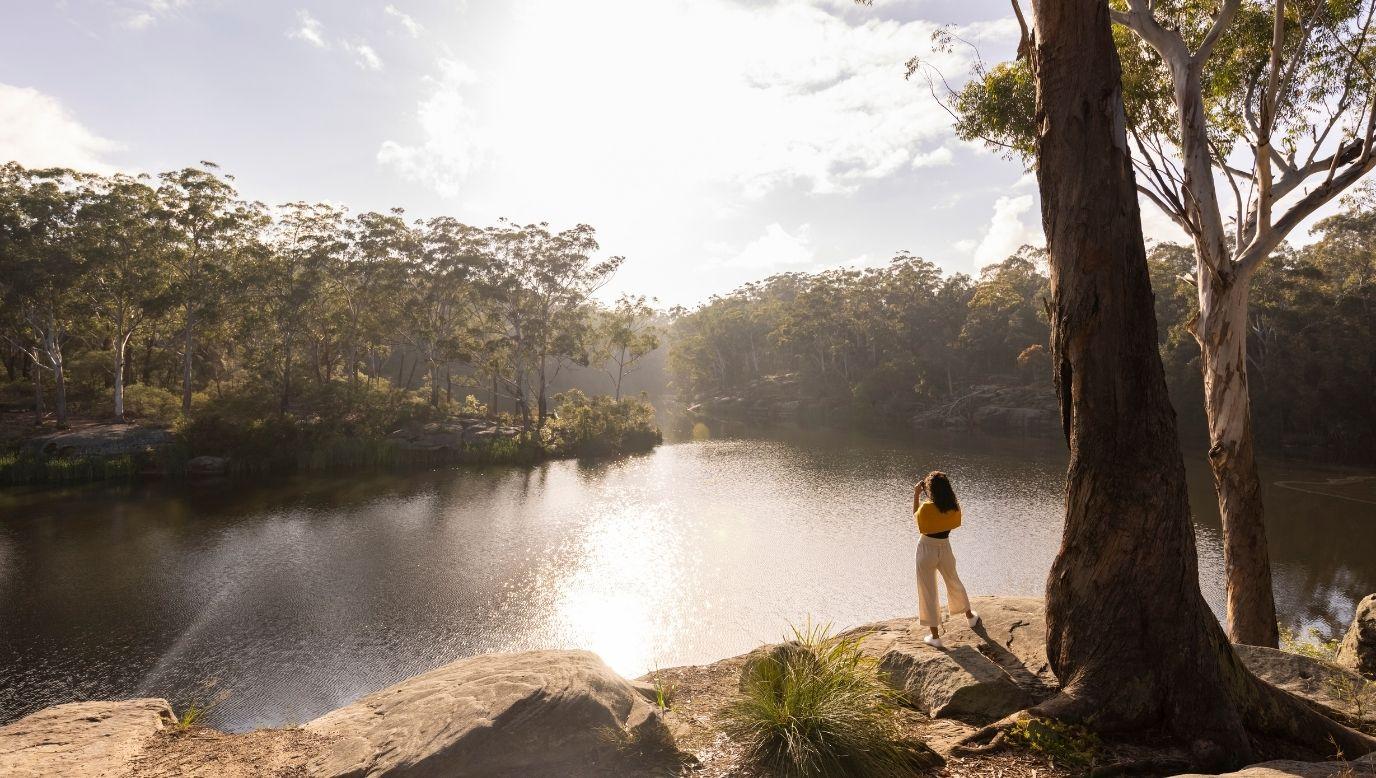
[113,317,127,422]
[181,308,196,414]
[1198,274,1279,647]
[43,316,67,428]
[31,353,43,426]
[281,335,292,415]
[1028,0,1374,768]
[142,336,154,385]
[536,354,548,429]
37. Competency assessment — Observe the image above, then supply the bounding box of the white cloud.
[953,238,977,254]
[382,0,974,203]
[973,194,1042,267]
[121,0,188,30]
[0,83,120,173]
[342,40,383,70]
[385,4,424,37]
[911,146,953,169]
[377,60,483,196]
[289,9,327,48]
[710,223,816,270]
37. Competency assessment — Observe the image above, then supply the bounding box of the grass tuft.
[723,621,937,778]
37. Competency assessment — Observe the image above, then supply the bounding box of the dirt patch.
[127,726,333,778]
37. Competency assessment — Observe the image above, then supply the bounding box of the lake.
[2,428,1373,731]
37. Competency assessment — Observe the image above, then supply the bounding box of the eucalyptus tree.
[159,164,264,413]
[258,202,342,413]
[410,215,487,406]
[1020,0,1374,763]
[940,0,1376,646]
[339,210,410,385]
[0,164,82,427]
[73,173,171,420]
[481,220,621,429]
[594,295,661,401]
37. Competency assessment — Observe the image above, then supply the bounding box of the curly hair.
[924,471,960,513]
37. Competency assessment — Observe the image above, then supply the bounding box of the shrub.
[112,384,183,424]
[724,623,936,778]
[1006,715,1101,769]
[548,390,661,457]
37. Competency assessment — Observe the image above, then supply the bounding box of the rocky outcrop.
[1171,752,1376,777]
[0,698,175,778]
[22,424,172,459]
[1337,594,1376,680]
[912,384,1060,436]
[388,418,522,452]
[845,596,1056,723]
[185,455,230,477]
[305,650,683,777]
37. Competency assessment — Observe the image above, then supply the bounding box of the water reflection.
[0,429,1371,731]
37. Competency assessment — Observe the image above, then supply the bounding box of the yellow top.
[915,501,962,534]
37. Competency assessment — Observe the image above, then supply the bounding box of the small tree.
[595,295,661,401]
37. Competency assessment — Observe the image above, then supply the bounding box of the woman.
[913,471,979,648]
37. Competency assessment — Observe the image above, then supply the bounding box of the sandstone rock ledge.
[3,596,1373,777]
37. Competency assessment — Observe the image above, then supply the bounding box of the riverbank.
[3,596,1372,777]
[0,389,662,487]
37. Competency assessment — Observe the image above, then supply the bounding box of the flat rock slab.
[1172,752,1376,777]
[1235,644,1374,721]
[305,649,683,777]
[0,698,175,778]
[846,596,1056,723]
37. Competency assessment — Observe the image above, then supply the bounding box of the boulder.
[846,596,1055,723]
[1235,644,1373,719]
[305,650,683,777]
[0,698,175,778]
[1171,752,1376,777]
[23,424,172,459]
[185,455,230,477]
[1337,594,1376,680]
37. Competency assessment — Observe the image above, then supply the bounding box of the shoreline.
[3,596,1371,777]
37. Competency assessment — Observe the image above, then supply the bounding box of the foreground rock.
[1172,752,1376,777]
[306,650,684,777]
[0,698,174,778]
[1338,593,1376,680]
[846,596,1057,723]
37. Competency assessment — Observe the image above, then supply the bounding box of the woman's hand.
[913,481,925,513]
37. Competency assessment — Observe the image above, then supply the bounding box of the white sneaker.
[923,634,945,649]
[967,612,981,629]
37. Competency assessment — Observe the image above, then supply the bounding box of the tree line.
[668,194,1376,465]
[0,162,661,433]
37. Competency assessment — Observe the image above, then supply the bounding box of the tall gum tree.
[957,0,1376,767]
[938,0,1376,647]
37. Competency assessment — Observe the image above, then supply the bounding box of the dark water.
[1,429,1373,731]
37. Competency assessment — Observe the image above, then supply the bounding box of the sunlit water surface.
[1,429,1372,731]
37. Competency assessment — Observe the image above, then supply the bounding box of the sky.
[2,0,1172,306]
